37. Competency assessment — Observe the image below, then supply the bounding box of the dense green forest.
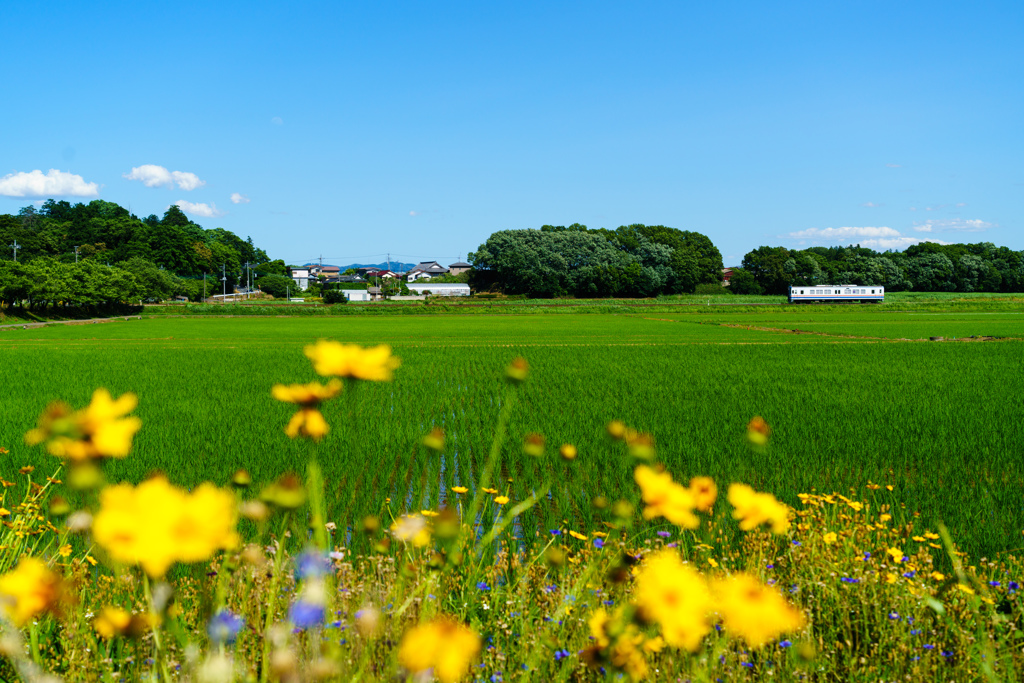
[731,242,1024,295]
[0,200,282,307]
[468,224,724,297]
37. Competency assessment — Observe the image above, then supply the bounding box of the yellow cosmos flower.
[634,550,712,651]
[559,444,578,461]
[886,547,904,563]
[727,484,790,534]
[931,571,946,581]
[688,476,717,512]
[0,558,61,626]
[284,408,330,441]
[391,514,431,548]
[494,496,510,505]
[58,544,72,557]
[25,388,141,461]
[93,606,132,638]
[569,530,587,540]
[451,486,468,494]
[304,341,400,381]
[746,416,770,447]
[634,465,699,529]
[711,573,804,648]
[271,379,342,406]
[399,618,481,683]
[823,532,838,545]
[92,477,239,577]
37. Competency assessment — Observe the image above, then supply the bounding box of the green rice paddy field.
[1,307,1022,557]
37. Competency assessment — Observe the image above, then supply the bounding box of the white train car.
[789,284,884,304]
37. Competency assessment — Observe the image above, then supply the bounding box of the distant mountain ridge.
[303,262,417,272]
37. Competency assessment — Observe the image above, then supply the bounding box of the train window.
[871,289,875,294]
[800,290,805,294]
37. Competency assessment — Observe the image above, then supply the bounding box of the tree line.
[468,224,724,297]
[731,242,1024,295]
[0,199,283,307]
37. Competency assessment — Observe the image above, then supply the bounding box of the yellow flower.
[559,444,578,461]
[284,408,330,441]
[421,510,440,517]
[391,514,431,548]
[746,416,770,447]
[399,618,481,683]
[634,465,699,529]
[606,420,627,440]
[569,530,587,540]
[886,572,898,584]
[957,583,975,595]
[93,606,131,638]
[886,547,904,563]
[728,484,790,534]
[634,550,712,651]
[451,486,468,494]
[523,433,545,458]
[0,558,61,626]
[422,428,445,452]
[505,357,529,383]
[625,432,655,460]
[707,558,719,568]
[304,341,400,381]
[494,496,510,505]
[688,477,717,512]
[711,573,804,648]
[481,487,498,495]
[25,389,141,461]
[271,379,342,406]
[931,571,946,581]
[92,477,239,577]
[879,514,892,522]
[58,544,72,558]
[823,532,838,545]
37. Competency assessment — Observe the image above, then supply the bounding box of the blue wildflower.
[923,644,935,650]
[593,538,604,549]
[840,577,859,584]
[289,601,325,629]
[910,629,921,635]
[207,610,244,645]
[554,649,571,661]
[477,581,491,591]
[656,531,671,538]
[989,580,1001,588]
[778,640,792,648]
[888,612,900,620]
[550,529,561,536]
[295,549,331,580]
[902,571,916,579]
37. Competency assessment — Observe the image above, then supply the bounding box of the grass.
[2,309,1022,560]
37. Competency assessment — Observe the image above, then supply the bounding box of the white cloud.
[913,218,992,233]
[271,116,283,125]
[174,199,225,218]
[230,193,250,204]
[787,226,903,240]
[862,202,882,208]
[124,164,206,190]
[785,225,950,250]
[0,169,99,197]
[409,210,418,216]
[955,202,967,207]
[886,163,901,168]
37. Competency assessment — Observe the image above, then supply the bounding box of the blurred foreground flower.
[688,476,717,512]
[25,388,141,460]
[284,408,330,441]
[92,476,240,577]
[634,550,711,651]
[422,428,445,452]
[273,379,341,442]
[728,483,791,534]
[634,466,699,529]
[391,514,431,548]
[746,415,771,448]
[712,573,805,647]
[0,557,61,626]
[304,341,400,381]
[399,617,481,683]
[505,357,529,383]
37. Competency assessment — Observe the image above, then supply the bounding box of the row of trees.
[0,199,280,286]
[731,242,1024,295]
[468,224,723,297]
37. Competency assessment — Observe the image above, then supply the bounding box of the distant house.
[290,267,311,291]
[338,275,364,283]
[406,261,450,281]
[321,266,341,282]
[722,268,735,287]
[448,261,472,276]
[406,282,470,297]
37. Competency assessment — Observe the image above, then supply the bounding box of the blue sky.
[2,1,1021,266]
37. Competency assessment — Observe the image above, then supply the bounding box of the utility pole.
[221,263,227,301]
[203,272,207,300]
[74,246,79,263]
[10,240,19,262]
[244,261,251,300]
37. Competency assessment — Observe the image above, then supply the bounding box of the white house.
[406,261,450,281]
[406,282,470,297]
[290,267,310,291]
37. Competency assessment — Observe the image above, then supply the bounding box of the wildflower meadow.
[0,308,1022,681]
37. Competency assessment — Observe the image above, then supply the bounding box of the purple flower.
[741,662,754,668]
[477,582,491,591]
[902,571,916,579]
[766,564,775,569]
[593,538,604,549]
[888,612,900,620]
[792,540,802,546]
[207,610,244,644]
[1010,581,1020,591]
[840,577,859,584]
[989,580,1001,588]
[923,644,935,650]
[543,585,558,593]
[778,640,792,648]
[295,549,331,580]
[863,551,871,560]
[554,648,571,661]
[289,601,325,629]
[910,629,921,635]
[550,530,561,536]
[656,531,671,538]
[941,651,954,658]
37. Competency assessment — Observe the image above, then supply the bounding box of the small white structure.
[344,290,372,302]
[406,283,470,297]
[290,267,310,291]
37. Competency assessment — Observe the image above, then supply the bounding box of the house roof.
[367,286,382,294]
[448,261,471,268]
[410,261,449,274]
